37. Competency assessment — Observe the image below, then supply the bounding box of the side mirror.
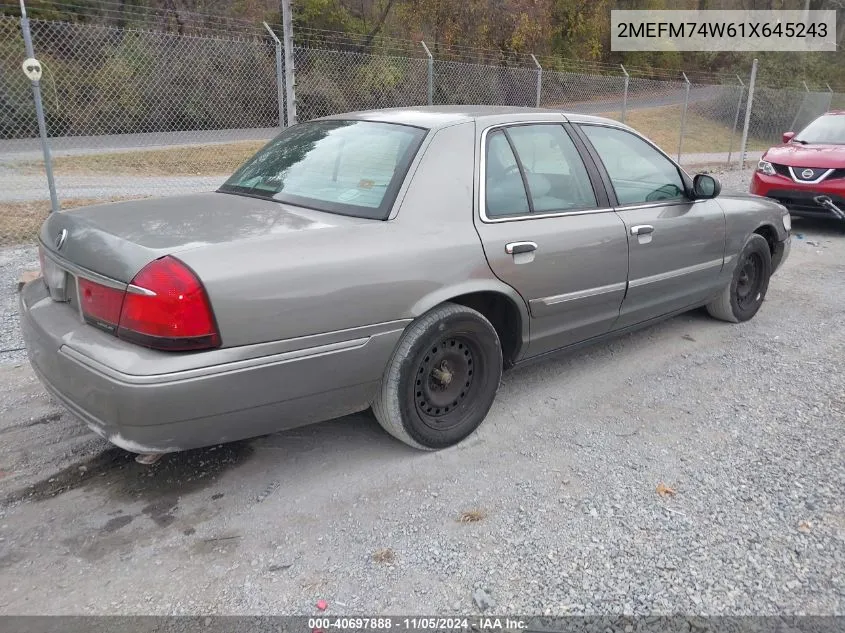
[693,174,721,199]
[782,131,796,143]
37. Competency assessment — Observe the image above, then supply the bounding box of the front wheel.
[706,233,772,323]
[372,303,503,450]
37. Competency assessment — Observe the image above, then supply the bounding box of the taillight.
[78,278,125,332]
[117,256,220,351]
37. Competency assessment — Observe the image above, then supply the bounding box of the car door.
[574,123,727,330]
[473,121,629,359]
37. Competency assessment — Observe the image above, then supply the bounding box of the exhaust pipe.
[814,195,845,221]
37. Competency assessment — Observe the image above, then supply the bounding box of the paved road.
[0,128,281,162]
[0,171,843,615]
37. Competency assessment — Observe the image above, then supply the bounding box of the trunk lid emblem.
[55,229,68,250]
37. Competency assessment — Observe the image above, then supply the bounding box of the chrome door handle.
[631,225,654,236]
[505,241,538,255]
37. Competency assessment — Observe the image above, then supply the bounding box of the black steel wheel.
[706,233,772,323]
[372,303,503,450]
[735,251,764,312]
[413,336,480,431]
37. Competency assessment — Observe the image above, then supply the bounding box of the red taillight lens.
[117,256,220,351]
[78,277,125,332]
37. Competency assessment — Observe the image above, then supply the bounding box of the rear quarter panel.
[177,121,530,351]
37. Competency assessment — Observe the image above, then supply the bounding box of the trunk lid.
[40,191,367,282]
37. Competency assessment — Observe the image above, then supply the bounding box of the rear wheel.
[372,303,502,450]
[706,233,772,323]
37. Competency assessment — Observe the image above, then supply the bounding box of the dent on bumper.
[20,281,406,452]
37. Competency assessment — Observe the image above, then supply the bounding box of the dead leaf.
[458,509,487,523]
[656,482,677,497]
[372,548,395,564]
[798,520,813,533]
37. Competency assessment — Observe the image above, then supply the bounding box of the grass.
[0,197,148,246]
[599,104,770,158]
[16,141,266,178]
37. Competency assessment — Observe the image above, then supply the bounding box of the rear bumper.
[20,280,405,453]
[750,172,845,219]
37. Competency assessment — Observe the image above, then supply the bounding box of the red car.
[750,111,845,221]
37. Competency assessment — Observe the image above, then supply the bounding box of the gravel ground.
[0,170,843,616]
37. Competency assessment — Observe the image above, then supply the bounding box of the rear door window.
[505,124,598,213]
[484,124,598,218]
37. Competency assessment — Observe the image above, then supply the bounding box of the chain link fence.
[0,15,281,247]
[294,47,427,121]
[2,13,845,251]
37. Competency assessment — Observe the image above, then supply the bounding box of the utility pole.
[739,59,758,171]
[20,0,59,212]
[281,0,297,126]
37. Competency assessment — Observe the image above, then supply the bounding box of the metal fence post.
[620,65,629,123]
[531,54,542,108]
[19,0,58,213]
[739,58,758,171]
[726,75,745,167]
[280,0,297,125]
[824,83,833,112]
[263,22,285,127]
[421,41,433,105]
[677,72,690,163]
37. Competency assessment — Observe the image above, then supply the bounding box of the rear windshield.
[219,120,427,219]
[794,114,845,145]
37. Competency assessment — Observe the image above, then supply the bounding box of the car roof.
[318,105,623,130]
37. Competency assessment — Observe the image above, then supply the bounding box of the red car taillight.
[79,277,125,331]
[78,256,220,352]
[118,256,220,351]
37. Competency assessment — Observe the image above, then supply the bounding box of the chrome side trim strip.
[629,258,723,288]
[787,166,834,185]
[533,281,627,307]
[127,284,157,296]
[60,335,377,385]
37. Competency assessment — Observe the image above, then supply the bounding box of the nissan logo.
[801,169,815,179]
[55,229,67,250]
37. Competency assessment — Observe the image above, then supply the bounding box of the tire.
[706,233,772,323]
[372,303,503,450]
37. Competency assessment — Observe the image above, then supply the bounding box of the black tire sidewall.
[396,311,502,449]
[730,235,772,322]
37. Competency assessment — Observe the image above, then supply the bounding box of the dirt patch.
[2,441,255,507]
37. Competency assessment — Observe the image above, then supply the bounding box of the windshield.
[219,120,428,219]
[793,114,845,145]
